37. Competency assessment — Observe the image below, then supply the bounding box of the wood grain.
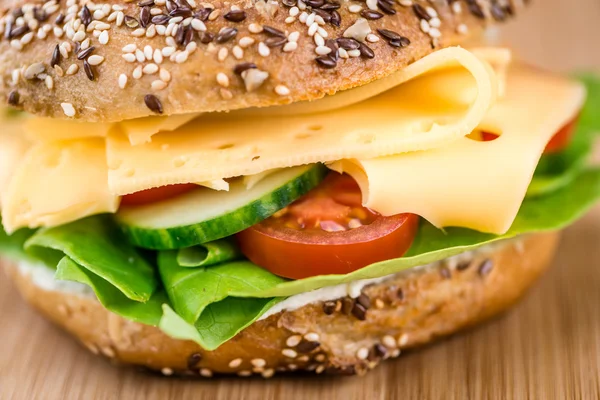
[2,1,600,399]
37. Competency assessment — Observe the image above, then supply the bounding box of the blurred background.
[500,0,600,71]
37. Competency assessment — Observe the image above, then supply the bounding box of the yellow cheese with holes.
[106,47,499,195]
[118,113,201,145]
[329,66,585,234]
[1,138,119,233]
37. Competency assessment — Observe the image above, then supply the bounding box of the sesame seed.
[191,18,206,31]
[356,347,369,360]
[135,49,146,62]
[144,45,153,60]
[286,335,302,347]
[162,46,175,56]
[315,45,331,55]
[457,23,468,35]
[10,39,23,50]
[216,72,229,87]
[313,32,324,46]
[131,28,146,37]
[159,68,171,82]
[382,335,396,348]
[315,365,326,374]
[87,55,104,66]
[44,75,54,90]
[285,16,295,24]
[289,6,299,16]
[238,370,252,377]
[208,9,220,21]
[452,1,462,14]
[161,368,173,376]
[258,41,270,57]
[398,333,409,347]
[220,88,233,99]
[348,4,362,13]
[72,30,85,42]
[261,369,275,378]
[347,49,360,57]
[24,62,45,80]
[65,64,78,75]
[20,31,34,44]
[151,80,168,90]
[228,358,243,368]
[288,31,300,42]
[61,102,76,117]
[478,259,494,276]
[54,65,64,77]
[282,41,297,52]
[275,85,290,96]
[217,47,228,61]
[83,60,95,80]
[175,51,189,63]
[7,90,19,106]
[304,332,320,342]
[374,298,384,308]
[200,368,213,377]
[248,23,263,33]
[366,33,379,43]
[282,349,298,358]
[144,94,163,113]
[429,17,441,28]
[153,49,163,64]
[122,43,137,53]
[251,358,266,368]
[133,65,143,79]
[118,74,128,89]
[429,28,441,38]
[420,19,430,33]
[232,45,243,59]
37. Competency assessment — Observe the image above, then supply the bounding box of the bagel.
[0,0,522,121]
[2,232,558,377]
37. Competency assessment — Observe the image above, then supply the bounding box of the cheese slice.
[329,66,586,234]
[118,113,201,145]
[1,138,119,233]
[106,47,498,195]
[0,122,30,208]
[23,118,113,141]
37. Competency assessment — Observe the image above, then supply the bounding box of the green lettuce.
[25,216,158,302]
[176,239,242,267]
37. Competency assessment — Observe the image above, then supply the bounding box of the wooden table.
[2,1,600,399]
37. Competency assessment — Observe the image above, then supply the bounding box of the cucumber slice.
[116,165,327,250]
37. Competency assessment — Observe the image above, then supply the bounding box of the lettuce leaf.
[56,257,166,325]
[176,239,242,267]
[25,216,158,302]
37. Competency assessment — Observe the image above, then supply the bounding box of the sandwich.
[1,0,599,378]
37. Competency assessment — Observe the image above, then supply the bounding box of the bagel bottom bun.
[2,232,559,377]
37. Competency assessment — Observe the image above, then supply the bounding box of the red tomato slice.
[237,173,419,279]
[121,184,197,206]
[480,116,578,154]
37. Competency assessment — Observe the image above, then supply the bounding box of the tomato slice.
[237,173,419,279]
[121,184,197,206]
[480,116,578,154]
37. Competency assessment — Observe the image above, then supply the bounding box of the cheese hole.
[173,156,189,167]
[467,130,501,142]
[108,159,123,170]
[43,149,64,168]
[218,143,235,150]
[295,133,313,140]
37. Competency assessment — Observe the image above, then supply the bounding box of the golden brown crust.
[3,232,559,377]
[0,0,522,122]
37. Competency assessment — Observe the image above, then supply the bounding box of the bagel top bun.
[0,0,523,122]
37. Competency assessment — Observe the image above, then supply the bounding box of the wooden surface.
[2,1,600,399]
